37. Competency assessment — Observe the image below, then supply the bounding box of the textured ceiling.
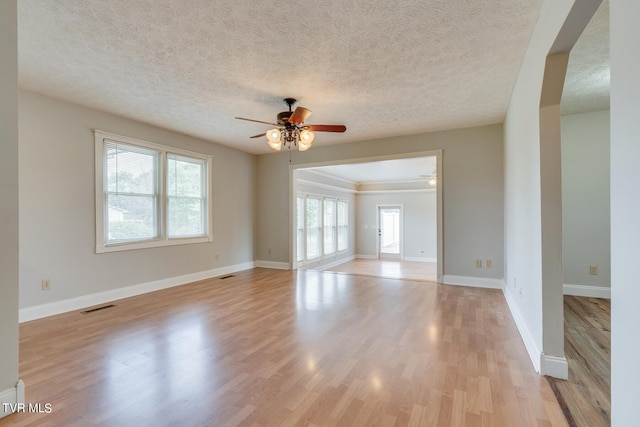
[562,0,609,115]
[17,0,608,155]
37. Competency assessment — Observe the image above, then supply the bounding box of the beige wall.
[561,110,610,290]
[257,124,504,279]
[0,0,20,411]
[18,91,256,309]
[356,191,437,260]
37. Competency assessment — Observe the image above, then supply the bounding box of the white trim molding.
[502,287,569,379]
[19,262,255,323]
[563,284,611,299]
[404,257,437,263]
[298,255,355,271]
[296,178,357,194]
[443,275,504,289]
[503,286,542,374]
[541,354,569,380]
[356,254,378,260]
[357,189,436,195]
[0,380,25,419]
[254,260,291,270]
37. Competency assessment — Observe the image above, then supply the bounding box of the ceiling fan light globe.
[298,139,312,151]
[266,129,282,151]
[300,129,315,143]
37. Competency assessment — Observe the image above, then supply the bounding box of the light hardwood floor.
[2,268,567,426]
[547,296,610,427]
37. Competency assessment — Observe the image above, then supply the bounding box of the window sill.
[96,235,212,254]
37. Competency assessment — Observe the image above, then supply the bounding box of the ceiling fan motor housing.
[277,111,293,124]
[278,98,297,124]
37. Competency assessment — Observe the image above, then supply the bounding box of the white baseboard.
[503,286,542,374]
[542,354,568,380]
[563,284,611,299]
[0,380,25,419]
[443,275,504,289]
[404,257,437,263]
[254,260,291,270]
[19,262,256,323]
[356,254,378,260]
[502,287,568,379]
[304,255,356,270]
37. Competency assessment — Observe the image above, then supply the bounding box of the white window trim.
[94,130,213,253]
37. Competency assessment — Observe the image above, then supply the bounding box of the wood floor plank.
[547,295,610,427]
[2,268,568,426]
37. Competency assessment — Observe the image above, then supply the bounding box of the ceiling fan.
[235,98,346,152]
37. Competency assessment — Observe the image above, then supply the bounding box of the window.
[296,193,349,264]
[337,199,348,252]
[323,198,336,255]
[296,196,305,262]
[104,142,160,242]
[305,197,322,260]
[167,154,207,238]
[95,130,212,253]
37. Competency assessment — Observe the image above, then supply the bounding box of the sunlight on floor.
[323,259,437,283]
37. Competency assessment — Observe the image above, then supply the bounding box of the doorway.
[290,150,443,283]
[378,205,402,259]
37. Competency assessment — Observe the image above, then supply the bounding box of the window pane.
[337,200,348,251]
[168,198,204,237]
[297,196,304,262]
[106,194,157,241]
[167,154,205,197]
[306,198,321,260]
[105,142,157,195]
[167,154,207,238]
[104,141,159,243]
[324,199,336,255]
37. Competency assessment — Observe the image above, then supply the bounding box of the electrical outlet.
[475,259,482,268]
[589,265,598,275]
[215,254,220,260]
[485,259,492,269]
[41,279,51,291]
[268,248,272,255]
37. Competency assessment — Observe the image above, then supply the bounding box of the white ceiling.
[17,0,609,158]
[305,156,437,184]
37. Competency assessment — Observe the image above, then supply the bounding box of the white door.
[378,206,401,259]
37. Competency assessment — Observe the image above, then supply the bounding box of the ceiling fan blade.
[235,117,279,126]
[288,107,312,124]
[250,133,266,139]
[307,124,347,133]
